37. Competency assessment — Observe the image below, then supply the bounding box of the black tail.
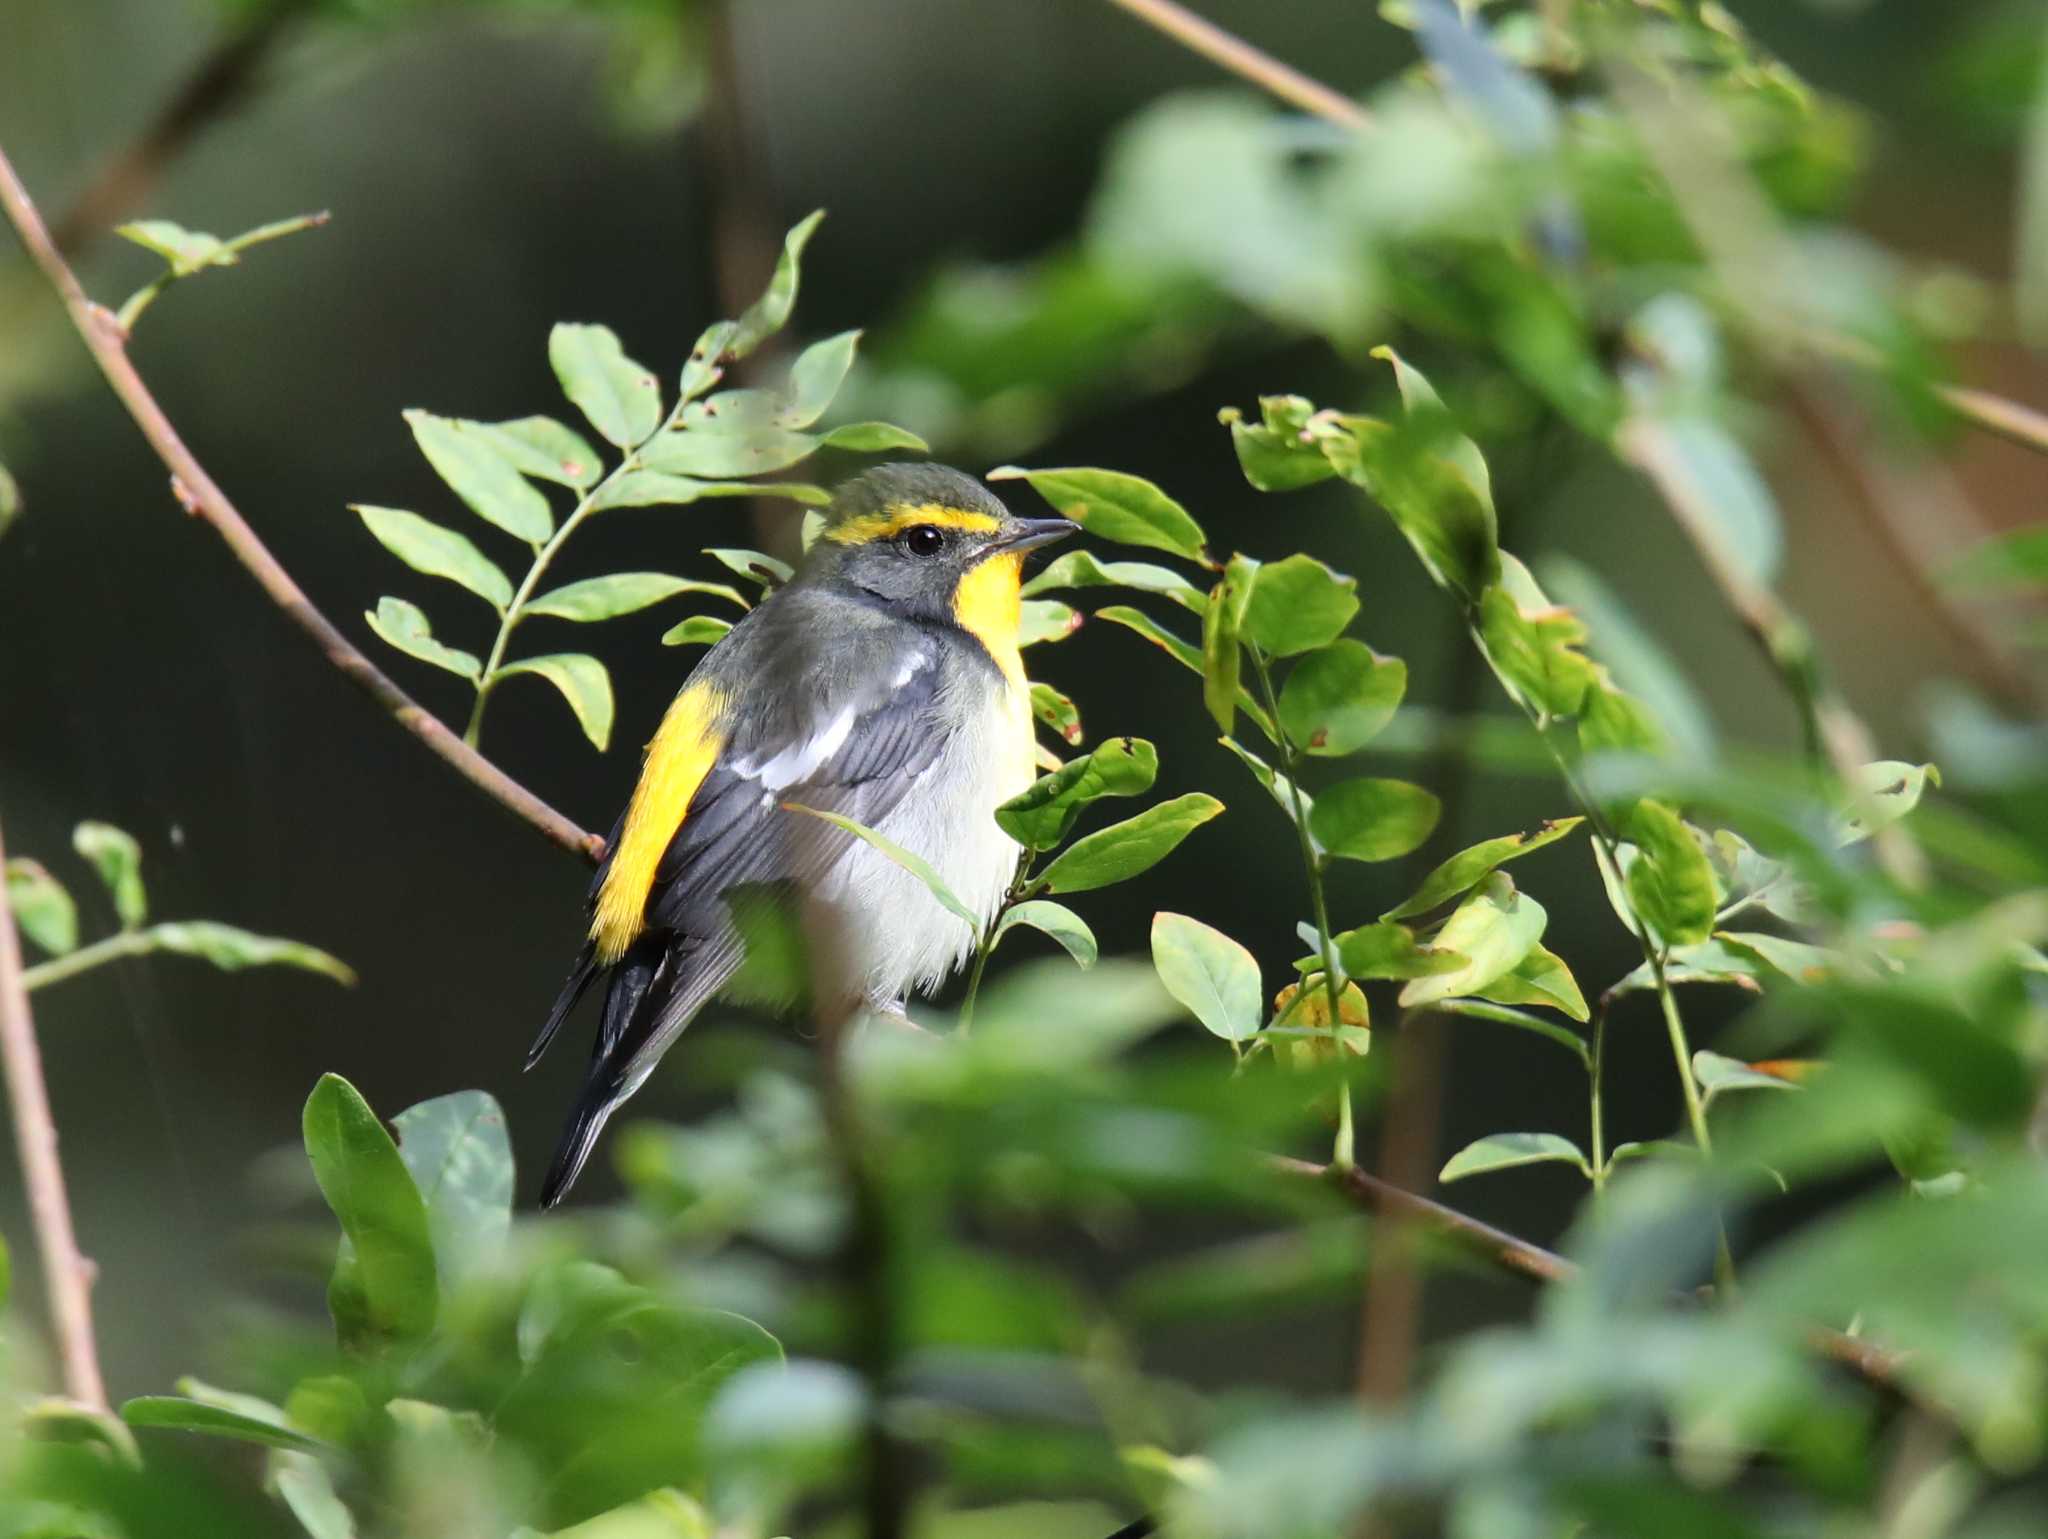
[535,941,663,1207]
[526,944,598,1070]
[539,1074,625,1208]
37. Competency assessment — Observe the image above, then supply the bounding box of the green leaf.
[1538,554,1717,763]
[785,806,979,932]
[1095,605,1273,734]
[1331,921,1464,981]
[1434,999,1589,1064]
[704,548,794,589]
[636,425,817,479]
[1398,874,1547,1010]
[120,1397,327,1454]
[1030,682,1083,746]
[1836,760,1940,844]
[1306,778,1441,863]
[1038,793,1224,894]
[1624,800,1721,948]
[364,597,481,680]
[818,421,929,454]
[391,1090,513,1289]
[549,322,663,448]
[1222,394,1335,492]
[1278,641,1405,757]
[661,616,734,648]
[5,859,77,955]
[152,921,355,984]
[73,821,145,929]
[354,506,513,609]
[1608,936,1765,998]
[1020,598,1082,647]
[1477,555,1598,718]
[403,411,554,543]
[785,330,861,427]
[116,219,231,275]
[995,737,1159,849]
[1440,1132,1589,1183]
[1218,738,1319,852]
[1201,554,1258,732]
[1151,912,1262,1042]
[275,1452,358,1539]
[681,319,740,402]
[993,901,1099,969]
[1469,942,1589,1021]
[1693,1050,1801,1103]
[1716,930,1834,985]
[1021,550,1207,612]
[302,1073,437,1351]
[481,415,602,489]
[499,654,614,751]
[1943,526,2048,591]
[0,461,19,541]
[1382,817,1584,920]
[729,210,825,359]
[990,466,1210,563]
[524,573,703,622]
[1244,554,1359,656]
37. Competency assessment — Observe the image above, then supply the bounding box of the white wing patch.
[737,702,860,791]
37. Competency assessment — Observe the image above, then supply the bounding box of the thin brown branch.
[0,142,604,867]
[0,815,107,1410]
[1102,0,1370,130]
[1356,1023,1444,1402]
[51,0,308,254]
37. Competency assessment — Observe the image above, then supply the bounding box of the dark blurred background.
[1,0,2042,1395]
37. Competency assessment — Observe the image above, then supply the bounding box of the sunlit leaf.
[1020,598,1083,647]
[1399,874,1547,1010]
[1022,549,1207,612]
[991,466,1210,563]
[1624,800,1721,948]
[1222,394,1335,492]
[661,616,734,648]
[1477,555,1599,718]
[275,1452,358,1539]
[785,329,861,427]
[120,1397,327,1454]
[391,1090,514,1289]
[636,425,817,479]
[115,219,232,275]
[729,210,825,359]
[1030,682,1084,746]
[354,506,514,609]
[1037,794,1224,894]
[1243,554,1359,656]
[1836,760,1940,845]
[1306,777,1441,863]
[550,322,663,448]
[403,410,555,543]
[819,421,930,454]
[1469,942,1589,1022]
[1440,1132,1589,1182]
[1717,930,1834,985]
[785,805,979,931]
[73,821,145,929]
[364,596,481,680]
[151,921,354,984]
[704,548,795,589]
[525,573,705,623]
[302,1074,437,1351]
[993,900,1098,969]
[1693,1050,1802,1103]
[5,859,76,955]
[1278,640,1406,756]
[1331,921,1465,981]
[996,737,1159,849]
[499,653,615,751]
[481,415,602,490]
[1384,817,1584,919]
[1152,912,1262,1042]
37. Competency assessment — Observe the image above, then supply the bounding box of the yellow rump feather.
[591,682,727,962]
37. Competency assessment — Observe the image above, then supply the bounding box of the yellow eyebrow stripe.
[591,681,727,962]
[824,502,1003,545]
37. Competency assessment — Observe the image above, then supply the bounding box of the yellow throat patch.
[591,682,726,962]
[953,550,1026,690]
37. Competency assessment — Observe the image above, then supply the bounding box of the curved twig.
[0,814,107,1409]
[0,143,604,865]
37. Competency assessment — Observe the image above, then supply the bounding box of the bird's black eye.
[901,525,945,557]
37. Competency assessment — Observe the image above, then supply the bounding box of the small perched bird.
[528,463,1075,1205]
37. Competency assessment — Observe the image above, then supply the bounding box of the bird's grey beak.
[996,516,1078,553]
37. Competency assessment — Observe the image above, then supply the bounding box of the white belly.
[811,679,1034,1004]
